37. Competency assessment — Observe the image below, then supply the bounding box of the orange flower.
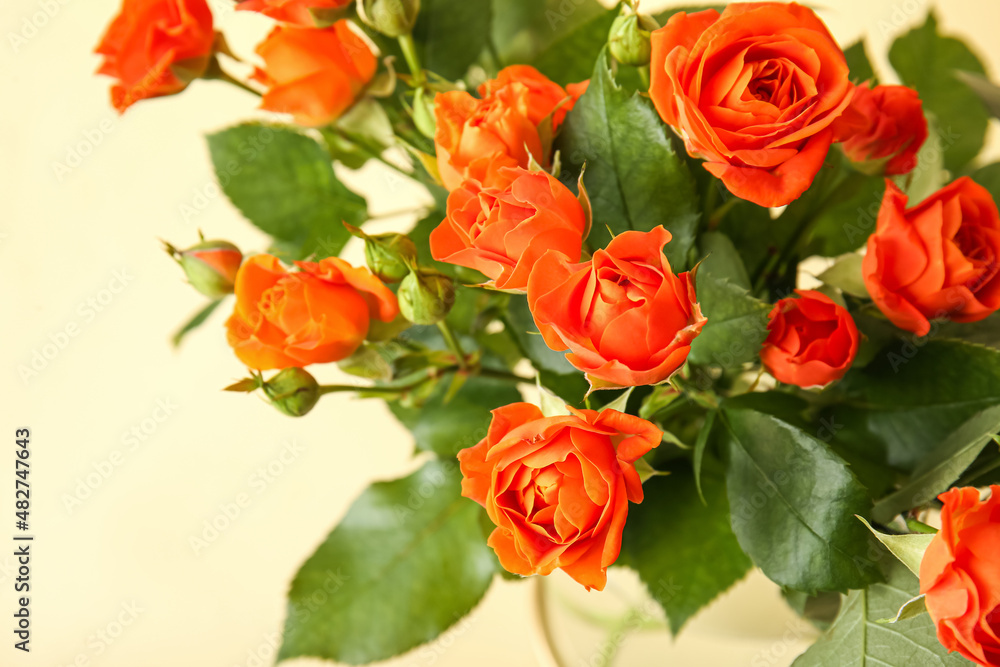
[527,227,706,389]
[251,20,376,127]
[236,0,351,26]
[761,290,859,388]
[95,0,215,112]
[920,486,1000,666]
[434,85,544,191]
[863,178,1000,336]
[458,403,661,591]
[429,168,587,291]
[478,65,578,130]
[226,254,398,370]
[833,82,928,175]
[649,3,852,207]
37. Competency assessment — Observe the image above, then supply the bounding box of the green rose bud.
[360,0,420,38]
[366,233,418,283]
[263,368,321,417]
[398,268,454,325]
[609,12,658,67]
[164,238,242,299]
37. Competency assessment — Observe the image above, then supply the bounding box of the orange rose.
[649,3,852,207]
[237,0,351,26]
[478,65,578,130]
[760,290,859,388]
[863,178,1000,337]
[251,21,376,127]
[920,486,1000,666]
[226,254,398,370]
[434,85,544,191]
[429,168,587,291]
[458,402,661,591]
[527,227,706,389]
[832,83,928,176]
[95,0,215,112]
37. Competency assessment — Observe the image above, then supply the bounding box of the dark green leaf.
[687,274,770,369]
[413,0,492,80]
[556,49,701,268]
[843,40,876,84]
[389,373,522,458]
[804,176,886,257]
[714,198,778,279]
[972,162,1000,202]
[619,466,751,635]
[722,395,876,592]
[653,5,725,25]
[697,231,750,289]
[955,70,1000,119]
[792,561,970,666]
[889,11,988,172]
[492,0,608,74]
[278,461,497,664]
[171,298,224,347]
[531,8,618,86]
[207,123,367,259]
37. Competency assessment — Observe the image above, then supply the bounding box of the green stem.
[436,320,468,371]
[637,65,650,90]
[205,58,261,97]
[333,128,414,179]
[478,367,534,384]
[397,33,426,88]
[708,196,739,228]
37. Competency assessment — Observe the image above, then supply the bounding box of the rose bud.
[434,86,543,191]
[344,224,418,283]
[458,402,661,591]
[251,21,377,127]
[863,178,1000,336]
[477,66,578,132]
[920,486,1000,666]
[236,0,352,26]
[263,367,321,417]
[94,0,215,112]
[429,168,587,292]
[359,0,420,38]
[527,226,706,390]
[164,238,242,299]
[609,11,658,67]
[760,290,859,388]
[832,82,928,176]
[649,3,852,206]
[398,268,454,325]
[226,254,398,370]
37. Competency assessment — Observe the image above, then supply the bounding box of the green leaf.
[721,395,876,592]
[817,254,868,298]
[843,40,876,84]
[698,231,750,289]
[619,466,752,635]
[856,517,934,576]
[388,373,522,458]
[277,461,497,664]
[955,70,1000,119]
[889,11,988,173]
[792,561,969,666]
[687,274,770,369]
[207,123,367,259]
[714,198,779,279]
[556,49,701,268]
[412,0,493,80]
[531,8,618,86]
[653,5,725,26]
[171,298,223,347]
[804,176,886,257]
[491,0,607,68]
[692,409,717,503]
[972,162,1000,202]
[879,594,928,624]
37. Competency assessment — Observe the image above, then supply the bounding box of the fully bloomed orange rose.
[251,21,376,127]
[649,3,852,207]
[761,290,859,388]
[429,167,587,291]
[863,178,1000,336]
[226,254,398,370]
[434,85,544,191]
[833,82,928,175]
[237,0,351,26]
[95,0,215,112]
[527,226,706,389]
[478,66,578,130]
[920,486,1000,666]
[458,402,661,591]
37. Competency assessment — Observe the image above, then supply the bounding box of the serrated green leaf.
[556,49,700,268]
[619,467,752,635]
[207,124,367,259]
[857,517,934,576]
[722,395,876,592]
[412,0,492,80]
[532,8,618,86]
[698,231,751,289]
[889,11,988,172]
[277,461,497,664]
[687,274,770,369]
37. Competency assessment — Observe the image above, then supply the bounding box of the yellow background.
[3,0,999,665]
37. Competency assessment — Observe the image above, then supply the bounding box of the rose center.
[955,224,999,291]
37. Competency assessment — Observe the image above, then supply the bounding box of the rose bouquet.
[95,0,1000,664]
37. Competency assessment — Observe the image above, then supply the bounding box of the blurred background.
[3,0,999,665]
